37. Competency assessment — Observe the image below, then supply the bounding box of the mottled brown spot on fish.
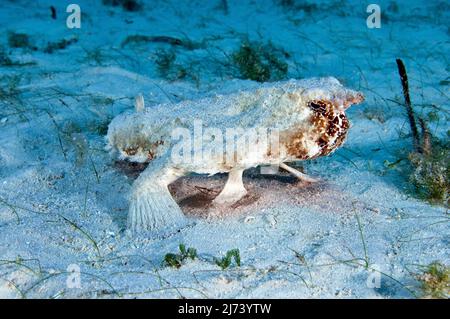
[282,130,310,160]
[124,146,139,156]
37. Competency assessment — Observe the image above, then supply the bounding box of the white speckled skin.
[106,77,364,234]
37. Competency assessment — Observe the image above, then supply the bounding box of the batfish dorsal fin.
[135,93,145,112]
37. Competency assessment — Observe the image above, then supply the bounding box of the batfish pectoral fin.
[128,155,189,236]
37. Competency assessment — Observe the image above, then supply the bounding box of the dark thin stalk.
[396,59,421,153]
[45,110,67,160]
[355,212,369,269]
[418,118,432,156]
[50,6,57,19]
[221,0,229,14]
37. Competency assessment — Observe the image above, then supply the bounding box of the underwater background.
[0,0,448,298]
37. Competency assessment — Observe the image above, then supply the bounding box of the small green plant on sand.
[121,35,199,49]
[153,49,190,81]
[276,0,317,12]
[43,38,78,54]
[163,244,197,268]
[215,249,241,269]
[82,48,106,66]
[7,32,34,49]
[0,49,13,66]
[416,261,449,299]
[409,141,449,204]
[0,46,36,67]
[154,49,176,76]
[395,59,449,205]
[232,41,288,82]
[0,75,21,99]
[102,0,143,12]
